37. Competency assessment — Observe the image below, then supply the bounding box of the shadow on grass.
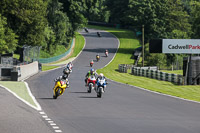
[81,31,117,39]
[83,48,134,55]
[115,69,120,72]
[86,26,137,39]
[83,48,117,54]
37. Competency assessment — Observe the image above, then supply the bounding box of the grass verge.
[91,25,200,102]
[42,65,59,71]
[42,32,85,71]
[71,32,85,57]
[0,81,37,107]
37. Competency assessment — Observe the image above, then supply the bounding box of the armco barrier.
[39,39,74,63]
[131,67,183,85]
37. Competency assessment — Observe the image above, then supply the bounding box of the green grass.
[0,81,37,107]
[42,32,85,71]
[13,54,20,59]
[92,25,200,102]
[42,65,59,71]
[71,32,85,57]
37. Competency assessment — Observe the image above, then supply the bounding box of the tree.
[0,0,48,47]
[0,14,18,54]
[59,0,87,34]
[165,0,191,39]
[47,0,71,46]
[83,0,109,22]
[106,0,129,24]
[190,1,200,38]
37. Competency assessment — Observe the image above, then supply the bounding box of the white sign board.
[163,39,200,53]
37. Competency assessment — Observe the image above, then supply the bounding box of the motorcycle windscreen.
[60,80,67,88]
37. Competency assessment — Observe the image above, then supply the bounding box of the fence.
[118,64,183,85]
[39,39,74,63]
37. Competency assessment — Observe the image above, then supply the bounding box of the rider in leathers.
[85,68,97,86]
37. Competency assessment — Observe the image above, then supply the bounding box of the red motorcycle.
[90,60,94,67]
[105,50,108,57]
[105,52,108,57]
[86,75,96,93]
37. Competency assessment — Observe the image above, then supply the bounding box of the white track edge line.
[108,78,200,104]
[24,82,42,110]
[0,84,41,110]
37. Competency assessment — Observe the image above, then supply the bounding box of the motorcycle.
[96,55,100,61]
[84,28,89,33]
[90,60,94,67]
[97,32,101,37]
[96,77,106,98]
[86,75,96,93]
[105,51,108,57]
[53,79,69,99]
[63,67,70,77]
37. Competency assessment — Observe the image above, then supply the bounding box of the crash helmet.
[99,73,104,79]
[90,68,95,74]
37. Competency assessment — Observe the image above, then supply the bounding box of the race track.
[26,29,200,133]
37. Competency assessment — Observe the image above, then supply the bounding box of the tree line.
[0,0,199,65]
[104,0,200,68]
[0,0,88,55]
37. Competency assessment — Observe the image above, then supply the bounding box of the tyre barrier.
[118,64,135,73]
[118,64,183,85]
[132,67,183,85]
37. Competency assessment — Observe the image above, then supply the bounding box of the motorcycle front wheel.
[53,87,60,99]
[97,87,102,98]
[88,84,92,93]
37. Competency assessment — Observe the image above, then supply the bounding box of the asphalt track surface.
[25,29,200,133]
[0,86,53,133]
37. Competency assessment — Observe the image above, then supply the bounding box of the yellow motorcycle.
[53,79,69,99]
[96,55,100,61]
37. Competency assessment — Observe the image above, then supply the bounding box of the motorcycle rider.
[66,62,73,72]
[97,32,101,37]
[96,54,100,61]
[90,60,94,67]
[54,74,70,88]
[96,73,107,92]
[105,49,108,57]
[84,27,89,33]
[85,68,97,86]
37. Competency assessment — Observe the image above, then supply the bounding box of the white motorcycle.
[95,77,106,98]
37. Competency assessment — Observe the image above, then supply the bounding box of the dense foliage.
[0,0,199,67]
[0,0,87,55]
[106,0,200,68]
